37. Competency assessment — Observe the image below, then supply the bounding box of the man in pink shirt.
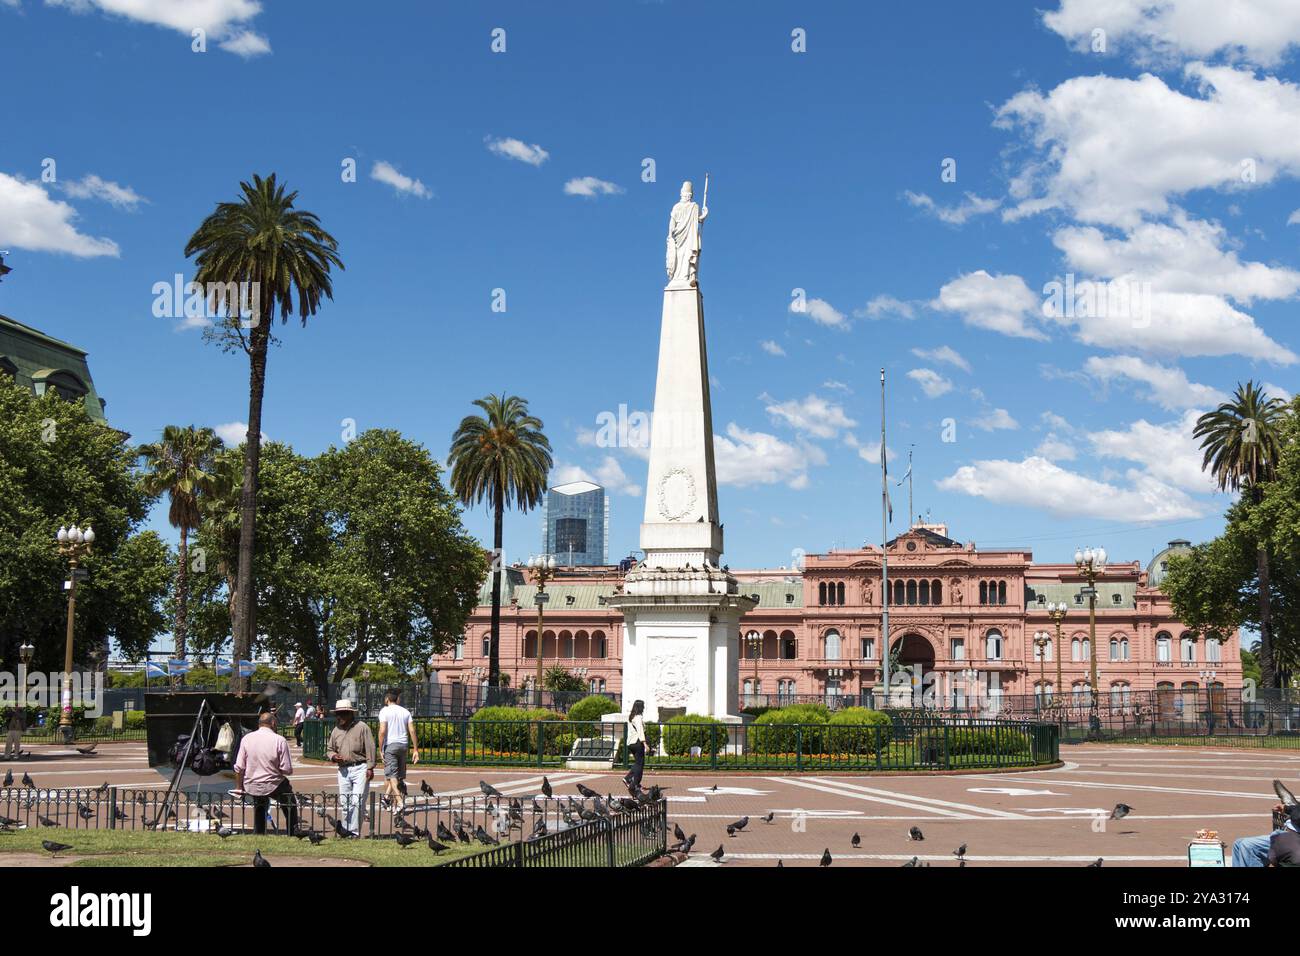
[233,712,298,835]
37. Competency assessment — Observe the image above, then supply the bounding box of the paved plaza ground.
[3,741,1295,867]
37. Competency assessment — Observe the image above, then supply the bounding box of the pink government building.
[430,524,1240,711]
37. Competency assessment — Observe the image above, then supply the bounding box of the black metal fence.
[437,799,666,868]
[303,715,1059,771]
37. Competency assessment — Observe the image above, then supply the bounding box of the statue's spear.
[701,172,709,217]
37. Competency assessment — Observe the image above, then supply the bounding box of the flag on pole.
[214,658,232,676]
[167,659,191,675]
[237,659,255,678]
[144,661,166,679]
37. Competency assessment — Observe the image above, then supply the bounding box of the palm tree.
[448,394,553,688]
[138,426,225,665]
[196,447,245,667]
[1193,381,1289,687]
[184,173,342,690]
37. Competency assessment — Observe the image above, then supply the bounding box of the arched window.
[919,579,930,605]
[931,579,942,603]
[524,630,538,659]
[986,629,1003,661]
[1071,682,1090,705]
[818,582,827,606]
[894,580,905,605]
[906,580,917,605]
[780,631,798,659]
[1156,681,1177,719]
[1110,683,1130,710]
[575,630,590,658]
[998,581,1007,605]
[542,630,557,659]
[454,639,464,660]
[1206,638,1222,664]
[979,581,988,604]
[1071,638,1081,662]
[1180,680,1199,717]
[778,678,796,702]
[481,634,490,658]
[1035,682,1054,704]
[836,581,845,605]
[824,629,841,660]
[559,630,574,659]
[1109,637,1119,661]
[1180,634,1196,663]
[592,631,607,658]
[1156,632,1171,662]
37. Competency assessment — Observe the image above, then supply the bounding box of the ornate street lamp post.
[527,553,557,705]
[1074,546,1107,731]
[17,641,34,714]
[1032,630,1051,712]
[1046,601,1068,705]
[56,523,94,744]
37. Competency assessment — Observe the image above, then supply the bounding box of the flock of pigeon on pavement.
[2,762,1135,868]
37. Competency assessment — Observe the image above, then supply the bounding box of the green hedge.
[751,706,828,754]
[825,708,892,754]
[945,728,1030,756]
[468,707,560,753]
[660,714,730,756]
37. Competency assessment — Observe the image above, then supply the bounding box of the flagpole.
[880,368,890,702]
[908,445,914,528]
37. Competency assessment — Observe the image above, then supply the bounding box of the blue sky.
[2,0,1298,585]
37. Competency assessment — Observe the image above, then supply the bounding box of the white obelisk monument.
[606,179,755,722]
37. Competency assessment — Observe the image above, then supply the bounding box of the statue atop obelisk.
[606,176,752,722]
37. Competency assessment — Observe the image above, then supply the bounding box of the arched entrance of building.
[889,632,935,688]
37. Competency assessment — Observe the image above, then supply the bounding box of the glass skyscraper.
[542,480,609,566]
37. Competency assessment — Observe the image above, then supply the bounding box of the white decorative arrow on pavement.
[686,786,772,796]
[967,788,1066,797]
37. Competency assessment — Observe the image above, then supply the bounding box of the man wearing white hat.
[326,699,375,837]
[291,702,306,748]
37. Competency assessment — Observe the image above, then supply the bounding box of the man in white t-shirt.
[291,702,306,748]
[376,689,419,807]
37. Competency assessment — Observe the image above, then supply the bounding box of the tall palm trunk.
[488,495,504,690]
[176,526,189,662]
[233,320,270,693]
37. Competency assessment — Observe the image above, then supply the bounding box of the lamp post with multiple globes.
[527,553,558,704]
[1046,600,1069,705]
[1074,545,1107,727]
[56,523,94,744]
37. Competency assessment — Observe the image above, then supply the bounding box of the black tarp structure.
[143,692,262,770]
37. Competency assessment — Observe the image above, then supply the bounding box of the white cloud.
[763,393,857,440]
[759,339,786,357]
[856,294,916,320]
[486,136,549,166]
[552,457,641,497]
[938,456,1204,521]
[370,161,432,199]
[932,270,1046,340]
[1043,0,1300,67]
[904,190,1000,225]
[906,368,953,398]
[213,422,266,446]
[1083,354,1229,410]
[791,296,848,328]
[823,380,851,392]
[713,423,824,489]
[45,0,270,56]
[1053,214,1300,302]
[1034,434,1076,461]
[1041,411,1075,434]
[854,440,895,466]
[0,172,119,257]
[1263,382,1293,402]
[1043,282,1297,362]
[563,176,623,198]
[1089,410,1217,494]
[59,174,146,210]
[997,66,1300,228]
[910,345,970,373]
[218,31,271,57]
[971,408,1019,431]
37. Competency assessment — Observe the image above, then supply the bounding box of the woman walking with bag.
[623,699,648,794]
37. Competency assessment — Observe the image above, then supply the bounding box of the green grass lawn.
[0,826,486,867]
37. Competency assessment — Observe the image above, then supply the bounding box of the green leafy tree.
[1193,382,1289,687]
[448,394,552,687]
[137,425,225,663]
[0,377,171,669]
[185,173,343,689]
[542,665,585,693]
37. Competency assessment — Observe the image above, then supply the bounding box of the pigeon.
[394,831,418,849]
[851,833,861,848]
[541,776,553,799]
[21,772,34,788]
[902,856,920,867]
[532,799,544,815]
[38,815,58,828]
[480,780,504,799]
[710,784,719,792]
[253,849,271,868]
[954,843,967,859]
[421,780,434,797]
[674,823,687,844]
[729,816,749,833]
[1088,858,1104,867]
[456,826,471,845]
[709,844,724,862]
[820,848,832,867]
[42,839,72,856]
[77,803,95,820]
[776,859,783,868]
[576,783,599,799]
[427,835,449,853]
[763,812,775,824]
[112,807,127,822]
[726,826,736,838]
[3,769,11,787]
[474,825,498,846]
[302,831,325,845]
[437,821,456,842]
[0,815,19,828]
[95,782,109,794]
[1109,804,1133,820]
[1274,779,1297,808]
[76,744,97,756]
[216,825,234,839]
[908,826,925,841]
[333,819,351,839]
